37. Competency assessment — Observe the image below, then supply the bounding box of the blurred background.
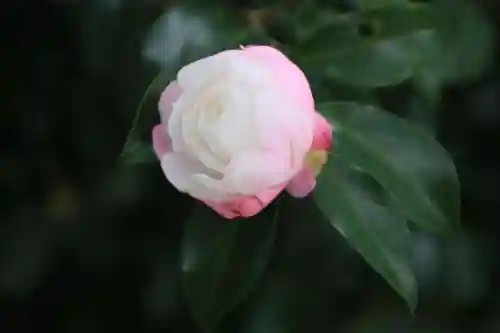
[1,0,500,332]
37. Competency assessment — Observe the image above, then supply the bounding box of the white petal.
[167,103,187,152]
[176,50,240,91]
[224,152,294,195]
[180,97,227,173]
[190,174,239,202]
[251,90,315,170]
[161,152,206,192]
[208,85,261,157]
[160,153,233,201]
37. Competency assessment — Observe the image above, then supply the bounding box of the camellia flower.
[152,45,332,219]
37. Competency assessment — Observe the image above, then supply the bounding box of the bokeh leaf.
[182,201,280,332]
[143,6,259,71]
[355,0,408,10]
[431,0,494,83]
[406,0,494,92]
[318,102,460,233]
[314,159,417,311]
[295,4,437,87]
[306,37,413,87]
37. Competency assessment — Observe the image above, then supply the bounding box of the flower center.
[304,149,329,176]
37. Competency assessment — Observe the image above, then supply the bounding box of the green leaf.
[355,0,409,10]
[318,102,460,233]
[118,73,168,166]
[404,92,438,136]
[314,159,417,311]
[432,0,494,83]
[359,4,436,38]
[296,4,437,87]
[182,201,280,332]
[405,1,493,86]
[119,140,157,166]
[294,3,436,52]
[308,37,414,87]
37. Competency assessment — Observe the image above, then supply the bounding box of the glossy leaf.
[119,140,156,166]
[314,159,417,311]
[118,73,169,166]
[182,201,280,332]
[318,102,460,233]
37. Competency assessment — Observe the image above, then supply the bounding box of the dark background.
[1,0,500,332]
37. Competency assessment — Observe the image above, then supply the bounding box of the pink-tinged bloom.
[152,45,332,219]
